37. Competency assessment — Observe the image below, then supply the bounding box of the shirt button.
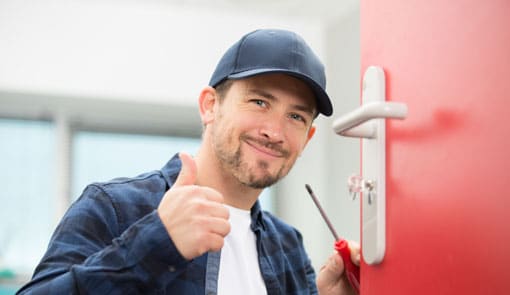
[168,265,176,272]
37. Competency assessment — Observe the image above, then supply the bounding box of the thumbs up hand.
[157,152,230,260]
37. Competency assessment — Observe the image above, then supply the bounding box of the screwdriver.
[305,184,360,294]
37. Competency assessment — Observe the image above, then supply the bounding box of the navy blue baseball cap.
[209,29,333,116]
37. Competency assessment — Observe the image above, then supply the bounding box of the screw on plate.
[348,174,376,204]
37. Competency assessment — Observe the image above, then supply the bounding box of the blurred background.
[0,0,360,292]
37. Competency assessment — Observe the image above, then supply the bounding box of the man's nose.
[259,115,285,142]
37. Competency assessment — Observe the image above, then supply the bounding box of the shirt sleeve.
[298,231,318,294]
[17,184,188,295]
[305,256,318,294]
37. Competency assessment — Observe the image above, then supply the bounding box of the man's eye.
[290,113,305,123]
[252,99,267,107]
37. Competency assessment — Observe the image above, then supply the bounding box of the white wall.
[326,5,361,245]
[0,0,360,274]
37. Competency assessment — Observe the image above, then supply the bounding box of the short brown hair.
[214,79,235,102]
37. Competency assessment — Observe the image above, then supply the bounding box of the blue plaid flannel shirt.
[17,154,317,294]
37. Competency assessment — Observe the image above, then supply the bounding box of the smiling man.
[18,29,359,295]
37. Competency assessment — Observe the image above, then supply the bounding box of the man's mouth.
[242,136,288,158]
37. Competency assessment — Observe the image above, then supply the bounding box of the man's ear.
[198,86,217,125]
[306,125,316,144]
[299,125,316,156]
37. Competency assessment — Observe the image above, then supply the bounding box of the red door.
[361,0,510,294]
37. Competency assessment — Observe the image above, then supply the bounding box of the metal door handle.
[332,66,408,265]
[333,101,407,138]
[332,65,407,138]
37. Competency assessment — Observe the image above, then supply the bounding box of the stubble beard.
[213,130,291,189]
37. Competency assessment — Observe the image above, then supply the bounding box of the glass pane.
[0,119,55,277]
[72,131,273,212]
[72,131,201,198]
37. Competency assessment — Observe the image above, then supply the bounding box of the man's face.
[209,73,317,189]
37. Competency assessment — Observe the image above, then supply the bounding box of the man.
[18,29,359,294]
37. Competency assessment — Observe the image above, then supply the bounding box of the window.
[0,119,55,275]
[72,131,201,198]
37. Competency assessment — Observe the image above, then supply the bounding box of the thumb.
[328,253,345,277]
[317,253,345,290]
[174,152,197,186]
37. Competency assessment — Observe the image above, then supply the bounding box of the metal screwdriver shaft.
[305,184,360,294]
[305,184,339,241]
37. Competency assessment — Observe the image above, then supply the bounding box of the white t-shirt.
[217,205,267,295]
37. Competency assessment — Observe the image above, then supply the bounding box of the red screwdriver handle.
[334,239,360,294]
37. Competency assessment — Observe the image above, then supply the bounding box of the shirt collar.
[161,153,182,189]
[250,200,267,231]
